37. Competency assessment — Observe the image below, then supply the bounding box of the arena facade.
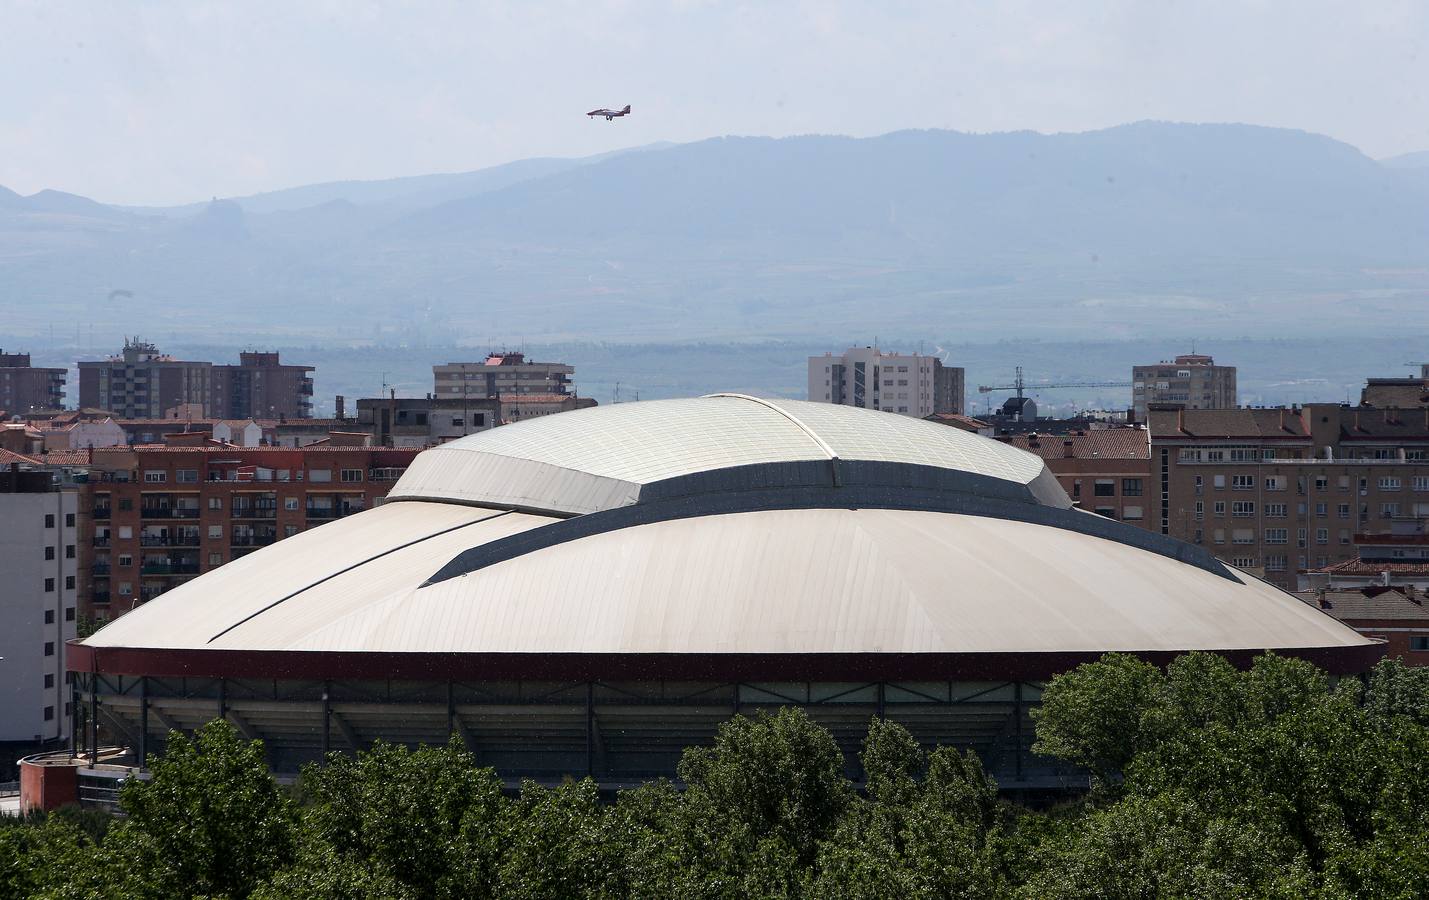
[69,395,1380,787]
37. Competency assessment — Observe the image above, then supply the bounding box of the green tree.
[104,719,297,899]
[1030,653,1161,789]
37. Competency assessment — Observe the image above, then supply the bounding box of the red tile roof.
[0,448,42,466]
[1004,428,1150,460]
[1311,559,1429,576]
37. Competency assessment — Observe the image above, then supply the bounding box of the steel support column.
[139,676,149,769]
[88,676,98,768]
[321,681,331,760]
[585,681,595,777]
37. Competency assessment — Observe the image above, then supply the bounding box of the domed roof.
[388,394,1070,515]
[75,396,1382,680]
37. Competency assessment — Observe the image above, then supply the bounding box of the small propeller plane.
[586,104,631,121]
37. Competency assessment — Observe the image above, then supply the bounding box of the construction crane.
[977,366,1132,399]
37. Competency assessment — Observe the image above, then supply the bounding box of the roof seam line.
[203,510,514,645]
[703,393,842,486]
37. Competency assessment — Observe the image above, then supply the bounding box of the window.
[65,544,75,558]
[1411,475,1429,492]
[1264,555,1287,572]
[1232,474,1255,490]
[1213,529,1225,545]
[1315,502,1327,517]
[118,554,132,567]
[1123,505,1143,520]
[209,552,223,566]
[1213,475,1226,489]
[44,673,54,688]
[1265,503,1286,518]
[1071,480,1081,498]
[473,414,486,427]
[1264,475,1287,492]
[1264,528,1288,545]
[44,577,55,592]
[451,417,464,427]
[44,513,55,528]
[1410,637,1429,651]
[1094,507,1116,518]
[65,512,74,527]
[1316,528,1329,545]
[118,497,132,510]
[1337,504,1350,519]
[118,582,132,596]
[284,525,298,537]
[1379,477,1402,491]
[1382,503,1401,519]
[44,706,54,721]
[1232,501,1256,517]
[1122,478,1143,496]
[1339,530,1351,545]
[1195,500,1204,520]
[44,642,55,657]
[1232,528,1255,544]
[285,497,299,511]
[143,470,166,483]
[208,525,223,539]
[309,469,332,483]
[65,607,74,621]
[45,609,55,624]
[1230,557,1257,568]
[1214,501,1226,517]
[1314,475,1328,491]
[45,546,55,560]
[1093,480,1116,497]
[177,468,199,483]
[65,575,74,589]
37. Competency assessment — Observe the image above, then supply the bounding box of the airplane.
[587,104,631,121]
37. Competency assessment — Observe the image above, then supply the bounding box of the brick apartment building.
[997,427,1154,525]
[1149,401,1429,588]
[80,444,418,621]
[78,340,314,419]
[0,350,66,414]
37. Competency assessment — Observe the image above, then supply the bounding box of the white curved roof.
[87,504,1368,656]
[82,397,1375,669]
[388,394,1065,515]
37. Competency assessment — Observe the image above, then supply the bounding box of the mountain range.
[3,122,1428,348]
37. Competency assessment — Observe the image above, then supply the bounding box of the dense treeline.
[5,652,1429,898]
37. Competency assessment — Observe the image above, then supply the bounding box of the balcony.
[140,506,200,519]
[92,563,111,575]
[91,591,110,604]
[231,533,279,548]
[92,536,111,548]
[140,561,201,576]
[92,505,111,519]
[139,533,201,547]
[305,506,340,520]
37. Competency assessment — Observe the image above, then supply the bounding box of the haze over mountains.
[3,122,1429,349]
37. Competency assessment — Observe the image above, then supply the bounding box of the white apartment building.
[0,471,78,746]
[808,347,965,418]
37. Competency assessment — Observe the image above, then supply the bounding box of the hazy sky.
[3,1,1427,205]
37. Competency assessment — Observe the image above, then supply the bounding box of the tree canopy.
[4,653,1428,898]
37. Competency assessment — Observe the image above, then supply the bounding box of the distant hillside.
[3,123,1429,346]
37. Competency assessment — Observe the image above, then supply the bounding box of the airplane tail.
[622,105,631,114]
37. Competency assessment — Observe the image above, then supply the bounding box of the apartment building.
[998,427,1153,526]
[1150,403,1429,588]
[0,467,78,749]
[0,350,66,413]
[81,445,418,621]
[356,396,502,448]
[78,340,315,419]
[1132,354,1236,421]
[434,352,575,399]
[809,347,965,417]
[213,351,315,419]
[1296,588,1429,664]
